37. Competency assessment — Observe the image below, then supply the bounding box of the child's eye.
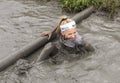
[68,33,72,35]
[74,32,76,34]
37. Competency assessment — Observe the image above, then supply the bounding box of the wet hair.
[49,15,74,40]
[55,15,74,35]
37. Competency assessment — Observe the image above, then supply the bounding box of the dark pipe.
[0,6,95,72]
[0,37,48,71]
[72,6,95,24]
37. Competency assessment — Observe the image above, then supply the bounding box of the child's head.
[57,15,77,40]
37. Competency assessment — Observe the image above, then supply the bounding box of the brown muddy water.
[0,0,120,83]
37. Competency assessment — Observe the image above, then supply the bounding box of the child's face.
[61,27,77,40]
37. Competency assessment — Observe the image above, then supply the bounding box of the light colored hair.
[49,15,75,39]
[56,15,74,35]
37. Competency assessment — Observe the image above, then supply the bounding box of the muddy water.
[0,0,120,83]
[0,0,65,59]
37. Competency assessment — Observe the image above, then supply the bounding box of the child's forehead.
[63,27,77,33]
[60,20,76,32]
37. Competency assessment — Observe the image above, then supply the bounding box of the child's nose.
[71,34,76,38]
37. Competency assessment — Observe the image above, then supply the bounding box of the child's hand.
[41,31,50,36]
[41,31,52,39]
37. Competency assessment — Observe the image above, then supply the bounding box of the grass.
[61,0,91,12]
[60,0,120,17]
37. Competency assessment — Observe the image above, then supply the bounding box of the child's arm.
[41,26,58,40]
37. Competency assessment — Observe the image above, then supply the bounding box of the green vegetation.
[61,0,92,12]
[60,0,120,16]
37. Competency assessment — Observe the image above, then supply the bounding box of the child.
[36,16,94,62]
